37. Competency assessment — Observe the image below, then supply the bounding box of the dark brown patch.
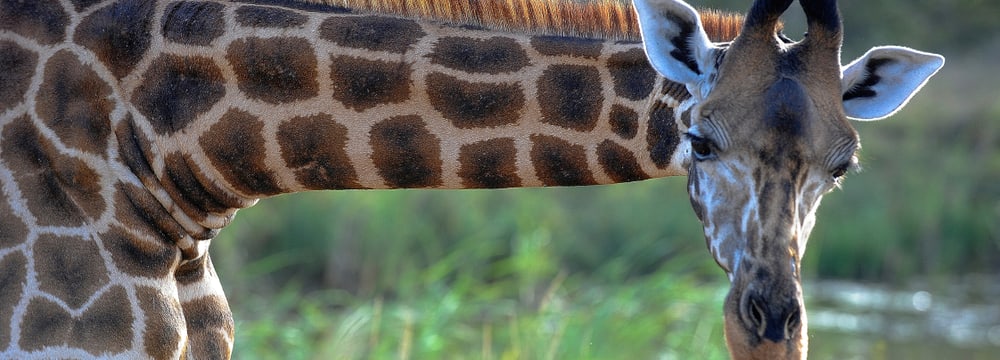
[36,50,113,155]
[101,225,177,278]
[329,55,411,111]
[647,103,680,168]
[426,72,524,128]
[597,140,648,182]
[162,1,226,46]
[175,254,207,285]
[680,108,692,128]
[0,191,28,248]
[369,115,442,188]
[0,252,27,349]
[608,105,638,139]
[277,114,361,189]
[319,15,424,53]
[19,297,72,351]
[428,36,529,74]
[0,116,105,226]
[530,135,596,186]
[0,0,68,44]
[661,78,692,103]
[74,0,155,78]
[235,5,308,28]
[182,295,234,360]
[162,152,237,220]
[200,109,284,196]
[0,41,37,112]
[34,234,111,309]
[74,286,135,354]
[607,48,657,101]
[458,138,521,188]
[115,115,158,185]
[133,54,225,135]
[69,0,102,11]
[530,36,603,59]
[137,286,185,360]
[537,65,603,131]
[113,182,186,248]
[227,37,319,104]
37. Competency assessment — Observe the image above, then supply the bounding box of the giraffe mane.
[293,0,744,41]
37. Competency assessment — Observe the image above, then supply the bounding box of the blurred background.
[213,0,999,358]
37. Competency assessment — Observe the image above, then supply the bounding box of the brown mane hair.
[307,0,743,41]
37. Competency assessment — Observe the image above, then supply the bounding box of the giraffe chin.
[722,275,808,360]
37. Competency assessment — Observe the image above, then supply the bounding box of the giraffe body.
[0,0,943,358]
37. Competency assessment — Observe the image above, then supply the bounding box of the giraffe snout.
[741,289,802,343]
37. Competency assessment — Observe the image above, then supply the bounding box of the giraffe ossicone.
[0,0,943,358]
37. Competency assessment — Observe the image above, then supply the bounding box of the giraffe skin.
[0,0,944,358]
[0,0,730,358]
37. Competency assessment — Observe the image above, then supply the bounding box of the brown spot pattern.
[101,225,177,278]
[537,65,603,131]
[162,152,237,220]
[175,254,207,285]
[133,55,225,135]
[235,5,308,28]
[115,115,158,186]
[162,1,226,46]
[70,0,102,11]
[277,114,361,189]
[36,50,113,155]
[330,55,411,111]
[428,36,529,74]
[0,0,68,44]
[227,37,319,104]
[530,36,603,59]
[0,116,105,226]
[597,140,648,182]
[34,234,110,309]
[113,182,187,249]
[137,286,184,360]
[200,109,284,196]
[426,72,524,128]
[530,135,596,186]
[370,115,443,188]
[458,138,521,188]
[647,103,680,169]
[0,190,28,248]
[0,41,37,112]
[609,105,639,140]
[607,48,657,101]
[74,0,155,78]
[661,78,692,103]
[0,253,27,349]
[320,15,424,53]
[20,286,135,354]
[183,295,234,360]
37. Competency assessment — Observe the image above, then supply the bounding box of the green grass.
[230,271,730,359]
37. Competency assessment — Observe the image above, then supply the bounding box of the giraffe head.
[634,0,943,358]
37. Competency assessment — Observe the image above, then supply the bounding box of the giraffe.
[0,0,943,358]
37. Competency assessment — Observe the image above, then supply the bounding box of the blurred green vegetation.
[213,0,999,357]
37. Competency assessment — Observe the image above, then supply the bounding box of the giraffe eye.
[831,165,849,179]
[686,133,716,161]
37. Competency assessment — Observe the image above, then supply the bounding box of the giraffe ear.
[633,0,720,85]
[841,46,945,121]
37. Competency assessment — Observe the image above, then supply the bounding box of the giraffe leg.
[175,249,235,359]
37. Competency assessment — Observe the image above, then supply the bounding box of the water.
[806,276,1000,360]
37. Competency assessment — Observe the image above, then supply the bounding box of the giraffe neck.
[109,0,743,240]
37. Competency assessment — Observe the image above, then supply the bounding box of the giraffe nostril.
[742,291,802,342]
